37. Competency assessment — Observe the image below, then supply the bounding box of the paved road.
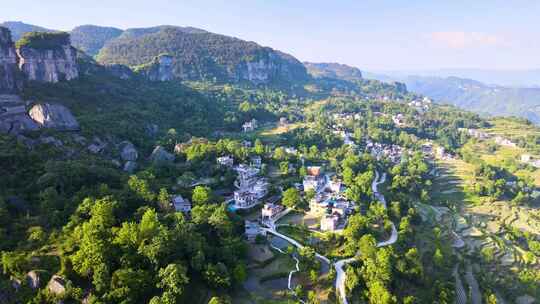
[268,243,306,304]
[335,171,397,304]
[453,265,467,304]
[465,263,482,304]
[263,228,331,264]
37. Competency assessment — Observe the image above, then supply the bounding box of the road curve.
[335,170,397,304]
[263,228,331,265]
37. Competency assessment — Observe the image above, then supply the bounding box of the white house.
[327,179,342,193]
[171,195,191,213]
[320,213,340,231]
[521,154,532,163]
[242,119,258,132]
[303,175,325,193]
[217,155,234,167]
[261,203,286,222]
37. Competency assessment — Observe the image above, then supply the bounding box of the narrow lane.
[335,170,397,304]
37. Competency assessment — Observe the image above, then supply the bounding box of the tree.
[208,297,232,304]
[204,263,231,289]
[368,280,395,304]
[157,264,189,297]
[192,186,212,205]
[254,139,265,155]
[158,188,172,211]
[279,161,290,175]
[282,188,302,209]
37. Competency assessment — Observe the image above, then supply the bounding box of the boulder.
[47,275,66,296]
[29,103,79,131]
[150,146,174,165]
[123,161,137,173]
[26,271,40,290]
[119,141,138,161]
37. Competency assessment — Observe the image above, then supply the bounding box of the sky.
[2,0,540,71]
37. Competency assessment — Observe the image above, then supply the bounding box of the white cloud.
[428,31,504,49]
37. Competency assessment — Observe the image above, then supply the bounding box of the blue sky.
[2,0,539,70]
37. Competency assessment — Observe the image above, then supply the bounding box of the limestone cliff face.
[136,54,174,81]
[238,51,307,84]
[0,27,21,93]
[17,44,79,83]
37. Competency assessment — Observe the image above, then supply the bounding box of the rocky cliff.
[0,27,21,93]
[134,54,174,81]
[16,32,79,83]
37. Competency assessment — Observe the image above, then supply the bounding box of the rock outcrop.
[0,94,39,134]
[150,146,174,165]
[47,275,66,296]
[26,271,40,290]
[136,54,174,81]
[16,32,79,83]
[0,27,21,93]
[120,141,138,161]
[29,103,79,131]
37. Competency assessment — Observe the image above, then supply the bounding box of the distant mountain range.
[366,72,540,124]
[0,21,55,41]
[370,69,540,88]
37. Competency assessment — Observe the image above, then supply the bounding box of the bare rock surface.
[29,103,79,131]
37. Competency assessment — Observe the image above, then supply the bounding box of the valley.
[0,19,539,304]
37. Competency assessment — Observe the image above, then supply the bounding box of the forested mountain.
[96,26,309,85]
[0,21,54,41]
[70,25,123,57]
[304,62,363,81]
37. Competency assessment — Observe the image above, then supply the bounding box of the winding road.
[335,171,398,304]
[262,170,397,304]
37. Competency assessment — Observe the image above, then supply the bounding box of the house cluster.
[217,155,234,167]
[421,142,453,160]
[520,154,540,168]
[310,181,355,232]
[494,136,517,148]
[301,167,355,231]
[366,140,405,164]
[332,112,362,121]
[408,97,431,112]
[232,160,268,209]
[459,128,490,140]
[242,119,258,132]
